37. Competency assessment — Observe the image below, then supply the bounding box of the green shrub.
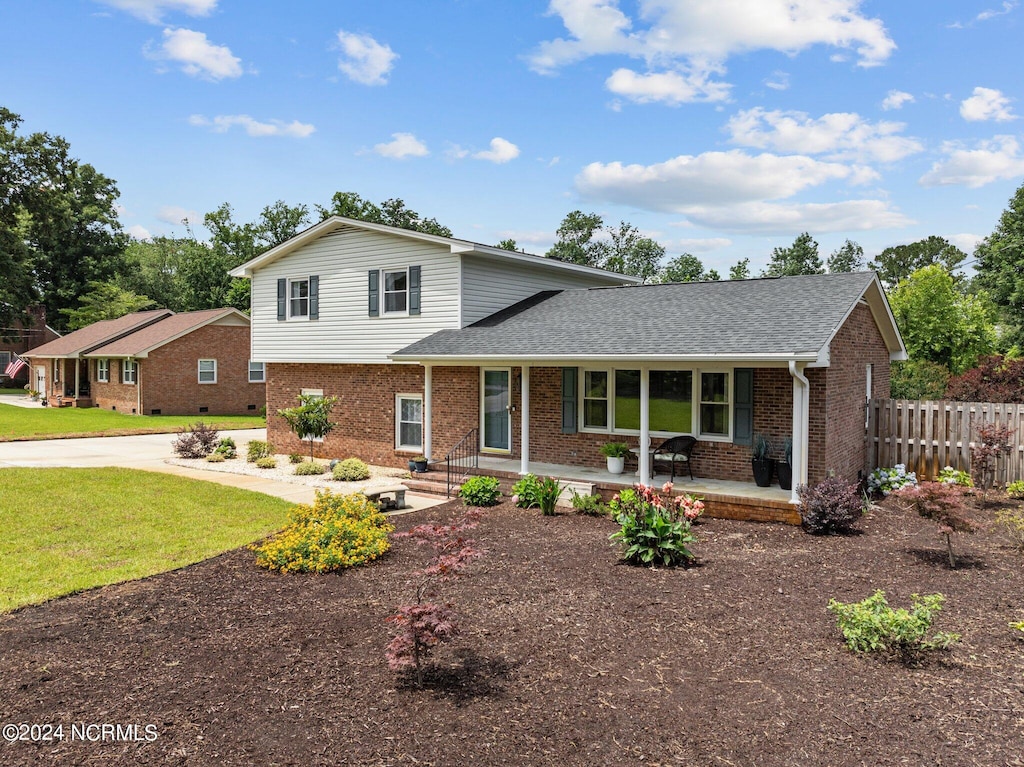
[333,458,370,481]
[459,476,501,507]
[827,590,959,662]
[512,474,542,509]
[251,490,393,573]
[867,464,917,496]
[996,508,1024,551]
[255,456,277,469]
[609,485,696,567]
[288,453,305,464]
[1007,480,1024,499]
[214,437,237,459]
[295,461,328,476]
[247,440,274,462]
[1011,620,1024,636]
[571,490,607,516]
[536,476,565,516]
[937,465,973,487]
[206,452,226,463]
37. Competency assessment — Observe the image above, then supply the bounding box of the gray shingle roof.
[394,272,881,360]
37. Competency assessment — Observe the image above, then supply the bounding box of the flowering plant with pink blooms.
[609,483,700,566]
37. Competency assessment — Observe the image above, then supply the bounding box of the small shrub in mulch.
[608,484,698,567]
[251,490,393,574]
[892,482,977,568]
[459,476,501,507]
[214,437,237,459]
[255,456,277,469]
[171,422,220,459]
[247,440,274,463]
[798,476,863,535]
[333,458,370,481]
[294,461,328,476]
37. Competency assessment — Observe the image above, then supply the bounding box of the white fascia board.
[389,352,818,366]
[465,248,641,284]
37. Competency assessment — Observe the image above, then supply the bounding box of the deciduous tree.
[869,236,967,290]
[974,182,1024,349]
[763,232,824,277]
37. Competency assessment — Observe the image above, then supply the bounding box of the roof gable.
[393,272,906,364]
[84,308,248,358]
[25,310,173,358]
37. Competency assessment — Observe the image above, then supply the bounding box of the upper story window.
[248,361,265,383]
[123,359,137,385]
[383,269,408,314]
[198,359,217,384]
[289,278,309,318]
[97,359,109,383]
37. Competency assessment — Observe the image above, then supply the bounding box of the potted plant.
[776,437,793,490]
[751,434,774,488]
[26,388,40,402]
[409,455,429,473]
[599,442,629,474]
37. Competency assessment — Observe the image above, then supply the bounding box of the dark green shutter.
[409,265,421,315]
[733,368,754,446]
[309,275,319,320]
[277,278,286,321]
[368,270,379,317]
[561,367,578,434]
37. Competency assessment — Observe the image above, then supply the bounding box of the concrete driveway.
[0,428,443,511]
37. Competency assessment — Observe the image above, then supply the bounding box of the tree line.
[5,105,1024,402]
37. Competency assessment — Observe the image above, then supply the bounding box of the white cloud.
[126,224,153,240]
[444,143,470,160]
[605,66,730,104]
[960,87,1016,122]
[946,233,984,254]
[764,70,789,91]
[725,107,923,162]
[919,136,1024,188]
[188,114,315,137]
[148,27,242,80]
[977,1,1018,21]
[336,30,397,86]
[528,0,895,102]
[881,89,914,110]
[373,132,429,159]
[473,137,520,164]
[677,237,732,252]
[156,205,200,225]
[96,0,216,23]
[574,149,909,234]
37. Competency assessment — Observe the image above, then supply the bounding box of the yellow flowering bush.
[251,490,394,573]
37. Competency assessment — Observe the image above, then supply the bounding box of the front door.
[481,368,511,453]
[35,366,45,399]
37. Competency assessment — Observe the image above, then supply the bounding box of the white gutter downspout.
[789,360,810,505]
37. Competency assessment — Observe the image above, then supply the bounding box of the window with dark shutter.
[409,265,421,315]
[561,367,578,434]
[309,275,319,320]
[733,368,754,446]
[368,270,379,317]
[277,278,287,321]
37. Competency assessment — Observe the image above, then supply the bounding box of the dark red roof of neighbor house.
[85,309,246,358]
[24,310,173,358]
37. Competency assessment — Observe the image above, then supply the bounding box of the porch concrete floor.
[474,455,792,504]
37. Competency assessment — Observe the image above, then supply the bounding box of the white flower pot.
[607,456,625,475]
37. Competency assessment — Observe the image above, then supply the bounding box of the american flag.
[4,352,26,379]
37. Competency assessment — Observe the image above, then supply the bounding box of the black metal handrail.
[445,428,479,498]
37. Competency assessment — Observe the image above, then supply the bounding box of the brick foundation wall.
[265,363,477,467]
[822,303,892,482]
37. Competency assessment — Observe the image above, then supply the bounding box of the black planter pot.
[752,457,775,488]
[776,461,792,491]
[411,459,428,473]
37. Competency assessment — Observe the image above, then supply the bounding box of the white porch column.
[423,364,433,461]
[74,359,80,401]
[639,367,650,484]
[520,364,530,475]
[789,361,810,504]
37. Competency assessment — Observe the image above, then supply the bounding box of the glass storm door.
[481,368,511,452]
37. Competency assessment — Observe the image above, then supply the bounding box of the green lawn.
[0,387,26,396]
[0,402,265,441]
[0,467,292,612]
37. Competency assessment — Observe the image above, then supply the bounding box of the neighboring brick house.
[231,217,906,510]
[24,308,263,415]
[0,305,61,386]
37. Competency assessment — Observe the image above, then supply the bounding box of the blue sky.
[2,0,1023,275]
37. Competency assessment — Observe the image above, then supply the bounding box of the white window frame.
[248,361,265,383]
[382,267,409,316]
[122,359,137,385]
[300,388,325,442]
[395,393,424,452]
[581,368,611,431]
[698,370,732,441]
[198,359,217,384]
[577,366,734,442]
[288,277,310,320]
[97,359,109,383]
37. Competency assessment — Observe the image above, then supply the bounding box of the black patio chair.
[652,435,697,481]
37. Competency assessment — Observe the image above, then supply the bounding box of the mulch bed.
[1,494,1023,766]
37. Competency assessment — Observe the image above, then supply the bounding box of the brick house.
[24,308,264,415]
[231,217,906,517]
[0,305,61,386]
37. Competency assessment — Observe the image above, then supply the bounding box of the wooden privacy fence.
[867,399,1024,484]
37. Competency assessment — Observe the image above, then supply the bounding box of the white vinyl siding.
[460,256,628,327]
[249,225,461,364]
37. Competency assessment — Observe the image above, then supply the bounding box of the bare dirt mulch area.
[1,495,1023,767]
